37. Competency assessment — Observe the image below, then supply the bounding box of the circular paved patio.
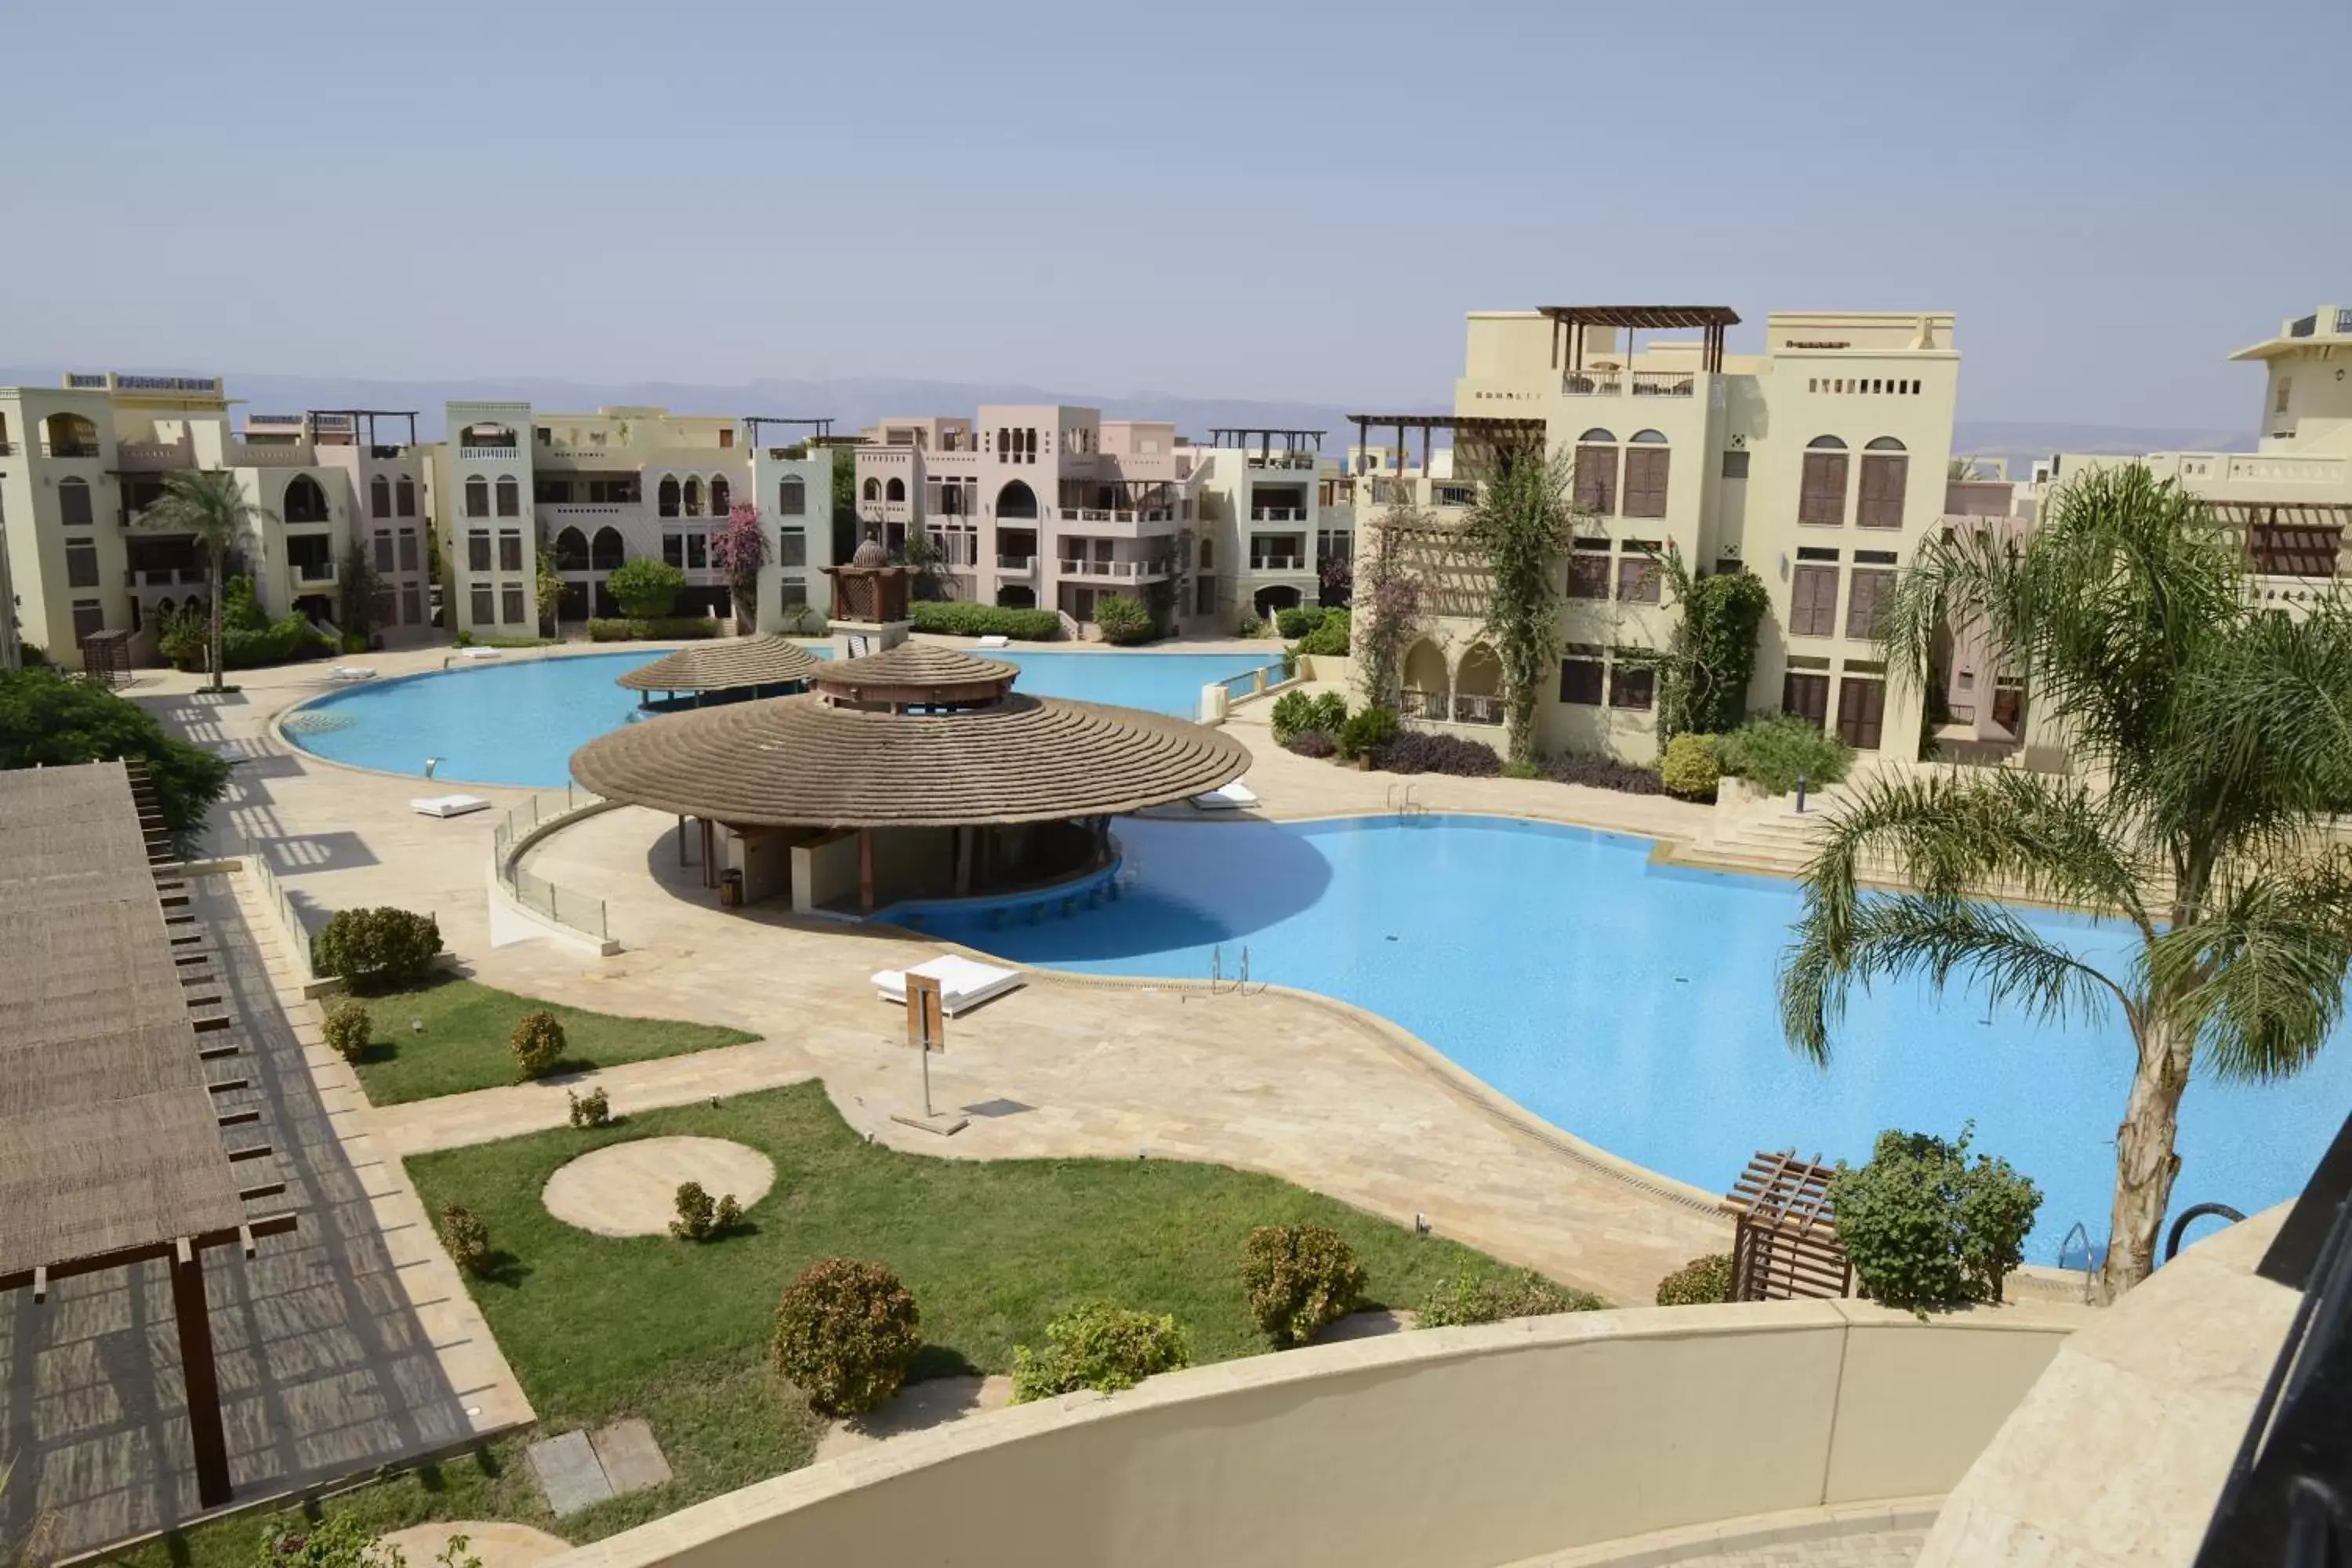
[374,1523,569,1568]
[543,1136,775,1236]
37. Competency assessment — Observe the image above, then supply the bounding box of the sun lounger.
[411,793,492,818]
[459,647,502,660]
[976,634,1012,648]
[327,666,376,681]
[871,955,1024,1016]
[1189,780,1258,811]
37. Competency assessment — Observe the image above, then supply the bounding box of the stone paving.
[1671,1530,1923,1567]
[540,1137,775,1236]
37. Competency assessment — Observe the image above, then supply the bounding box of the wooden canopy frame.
[1722,1150,1853,1302]
[742,415,836,448]
[1539,304,1740,375]
[1343,414,1548,481]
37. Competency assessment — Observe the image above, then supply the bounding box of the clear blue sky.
[3,0,2345,430]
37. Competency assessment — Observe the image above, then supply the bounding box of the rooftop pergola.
[1537,305,1740,375]
[306,408,421,446]
[742,416,837,449]
[1207,427,1325,452]
[1344,414,1549,479]
[0,763,295,1510]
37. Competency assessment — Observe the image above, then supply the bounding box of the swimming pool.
[286,646,1279,787]
[924,815,2352,1264]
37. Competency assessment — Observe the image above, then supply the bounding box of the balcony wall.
[550,1298,2083,1568]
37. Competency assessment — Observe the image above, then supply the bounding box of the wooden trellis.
[1723,1151,1853,1301]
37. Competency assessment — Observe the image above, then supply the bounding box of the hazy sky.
[4,0,2344,429]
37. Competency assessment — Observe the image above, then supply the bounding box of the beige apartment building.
[851,408,1352,636]
[1354,304,1968,764]
[0,374,434,668]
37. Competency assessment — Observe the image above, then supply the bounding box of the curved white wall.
[557,1298,2085,1568]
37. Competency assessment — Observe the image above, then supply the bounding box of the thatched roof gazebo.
[572,643,1248,914]
[617,636,822,710]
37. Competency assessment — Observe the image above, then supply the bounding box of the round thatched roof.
[814,642,1016,707]
[570,690,1249,828]
[616,637,822,694]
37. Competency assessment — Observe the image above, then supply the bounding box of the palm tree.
[1779,463,2352,1299]
[140,470,275,693]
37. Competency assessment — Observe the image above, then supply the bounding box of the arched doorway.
[1402,638,1449,720]
[995,480,1038,520]
[1252,583,1301,620]
[590,526,626,617]
[1454,643,1503,727]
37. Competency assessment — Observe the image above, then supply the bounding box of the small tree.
[138,470,278,693]
[1092,594,1155,645]
[510,1010,565,1080]
[337,550,384,648]
[1829,1126,2042,1316]
[1352,507,1431,708]
[0,670,230,852]
[707,503,770,633]
[607,558,686,619]
[670,1181,743,1241]
[534,524,566,634]
[1461,438,1577,767]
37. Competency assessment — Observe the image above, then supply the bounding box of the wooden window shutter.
[1846,569,1893,639]
[1623,448,1670,518]
[1575,445,1618,514]
[1791,565,1838,637]
[1837,678,1886,750]
[1799,452,1847,526]
[1858,455,1907,528]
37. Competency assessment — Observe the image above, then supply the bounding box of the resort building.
[0,375,434,667]
[1356,305,1969,764]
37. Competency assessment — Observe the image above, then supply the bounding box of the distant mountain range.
[0,365,2252,476]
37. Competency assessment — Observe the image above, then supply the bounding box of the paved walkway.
[135,650,1735,1306]
[1671,1531,1922,1567]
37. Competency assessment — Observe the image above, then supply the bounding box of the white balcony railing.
[1250,555,1305,572]
[459,445,521,461]
[1562,371,1623,396]
[996,554,1035,572]
[294,562,338,583]
[1057,559,1173,579]
[1054,506,1178,524]
[1250,506,1305,522]
[1452,693,1504,725]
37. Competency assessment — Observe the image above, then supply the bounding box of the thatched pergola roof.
[571,645,1247,829]
[616,636,822,695]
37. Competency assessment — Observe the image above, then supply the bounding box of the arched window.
[777,476,806,516]
[495,476,519,517]
[464,476,490,517]
[370,475,392,518]
[885,477,906,503]
[554,528,590,570]
[1622,430,1670,519]
[995,479,1037,519]
[683,477,704,517]
[1799,436,1849,526]
[284,474,329,522]
[1573,429,1619,514]
[657,477,681,517]
[590,527,625,571]
[44,412,98,456]
[1858,437,1908,529]
[862,477,881,503]
[395,476,416,517]
[57,476,93,526]
[710,475,731,514]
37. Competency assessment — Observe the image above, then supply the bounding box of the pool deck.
[131,644,1740,1305]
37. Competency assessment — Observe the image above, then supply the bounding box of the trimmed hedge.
[608,557,685,618]
[586,617,721,642]
[510,1010,566,1080]
[1655,1254,1734,1305]
[1715,714,1854,796]
[1372,731,1502,777]
[1290,608,1352,658]
[909,601,1063,641]
[313,907,443,992]
[1274,606,1329,640]
[1240,1225,1366,1349]
[1011,1302,1192,1403]
[1334,704,1399,761]
[771,1258,923,1415]
[1283,730,1338,759]
[1658,731,1723,801]
[1417,1265,1605,1326]
[322,1000,372,1063]
[1093,593,1156,645]
[1541,752,1664,795]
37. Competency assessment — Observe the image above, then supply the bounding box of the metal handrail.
[492,786,610,942]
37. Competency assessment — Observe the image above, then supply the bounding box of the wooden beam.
[858,828,876,913]
[169,1243,234,1508]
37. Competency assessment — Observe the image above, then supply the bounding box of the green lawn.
[113,1082,1563,1565]
[344,978,758,1105]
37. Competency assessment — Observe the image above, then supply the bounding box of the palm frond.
[2147,850,2352,1083]
[1781,892,2133,1065]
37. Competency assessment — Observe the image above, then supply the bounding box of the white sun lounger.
[872,955,1024,1017]
[1189,780,1259,811]
[976,634,1012,648]
[459,647,503,660]
[411,793,492,818]
[327,666,377,682]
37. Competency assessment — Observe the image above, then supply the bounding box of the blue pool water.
[287,647,1279,787]
[926,815,2352,1264]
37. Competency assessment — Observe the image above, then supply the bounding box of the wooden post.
[858,827,875,912]
[954,826,974,895]
[169,1240,234,1508]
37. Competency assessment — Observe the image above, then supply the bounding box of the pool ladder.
[1208,944,1265,996]
[1386,782,1429,818]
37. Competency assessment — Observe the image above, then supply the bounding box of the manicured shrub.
[1654,1254,1734,1305]
[321,1000,372,1063]
[510,1010,566,1080]
[1417,1266,1605,1327]
[1334,704,1399,761]
[1236,611,1269,638]
[1290,608,1352,658]
[607,557,687,618]
[1830,1125,2042,1316]
[908,601,1063,641]
[771,1258,923,1415]
[1240,1225,1367,1348]
[1269,688,1345,745]
[1715,713,1854,796]
[1307,691,1346,734]
[1273,606,1327,640]
[313,907,443,992]
[1658,731,1723,801]
[668,1181,743,1241]
[567,1087,611,1127]
[1541,751,1664,796]
[1092,593,1156,645]
[439,1204,491,1274]
[1011,1302,1192,1403]
[1283,730,1338,759]
[1501,757,1541,780]
[1372,730,1502,777]
[586,617,720,642]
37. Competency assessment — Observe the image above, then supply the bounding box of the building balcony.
[113,440,193,471]
[996,554,1036,574]
[1249,555,1307,573]
[1631,371,1697,397]
[1402,688,1447,721]
[1452,693,1504,726]
[1244,452,1317,471]
[124,567,209,590]
[293,561,338,584]
[1250,506,1306,522]
[1048,506,1182,536]
[459,444,521,462]
[1056,558,1174,581]
[1560,369,1699,397]
[1561,370,1622,397]
[40,441,103,459]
